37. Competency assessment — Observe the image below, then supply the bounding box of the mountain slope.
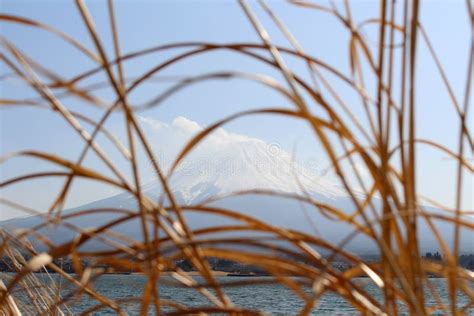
[1,117,472,254]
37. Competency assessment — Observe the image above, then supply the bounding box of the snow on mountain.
[140,116,345,203]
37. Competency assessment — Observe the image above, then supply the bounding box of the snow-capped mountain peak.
[140,126,344,203]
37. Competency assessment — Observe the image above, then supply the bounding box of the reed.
[0,0,472,314]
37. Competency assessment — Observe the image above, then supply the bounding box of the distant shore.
[147,271,230,277]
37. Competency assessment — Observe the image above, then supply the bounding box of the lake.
[27,275,472,315]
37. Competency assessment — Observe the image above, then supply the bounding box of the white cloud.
[172,116,202,134]
[139,115,256,154]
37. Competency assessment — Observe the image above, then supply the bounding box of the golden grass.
[0,0,473,314]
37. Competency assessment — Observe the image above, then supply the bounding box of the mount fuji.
[1,116,472,254]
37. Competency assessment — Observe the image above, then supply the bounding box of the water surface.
[53,275,473,315]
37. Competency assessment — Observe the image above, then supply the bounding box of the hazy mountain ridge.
[2,158,472,254]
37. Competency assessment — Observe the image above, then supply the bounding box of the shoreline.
[0,271,447,278]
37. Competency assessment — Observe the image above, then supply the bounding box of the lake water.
[32,275,472,315]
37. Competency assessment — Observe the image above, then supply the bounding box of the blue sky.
[0,0,472,219]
